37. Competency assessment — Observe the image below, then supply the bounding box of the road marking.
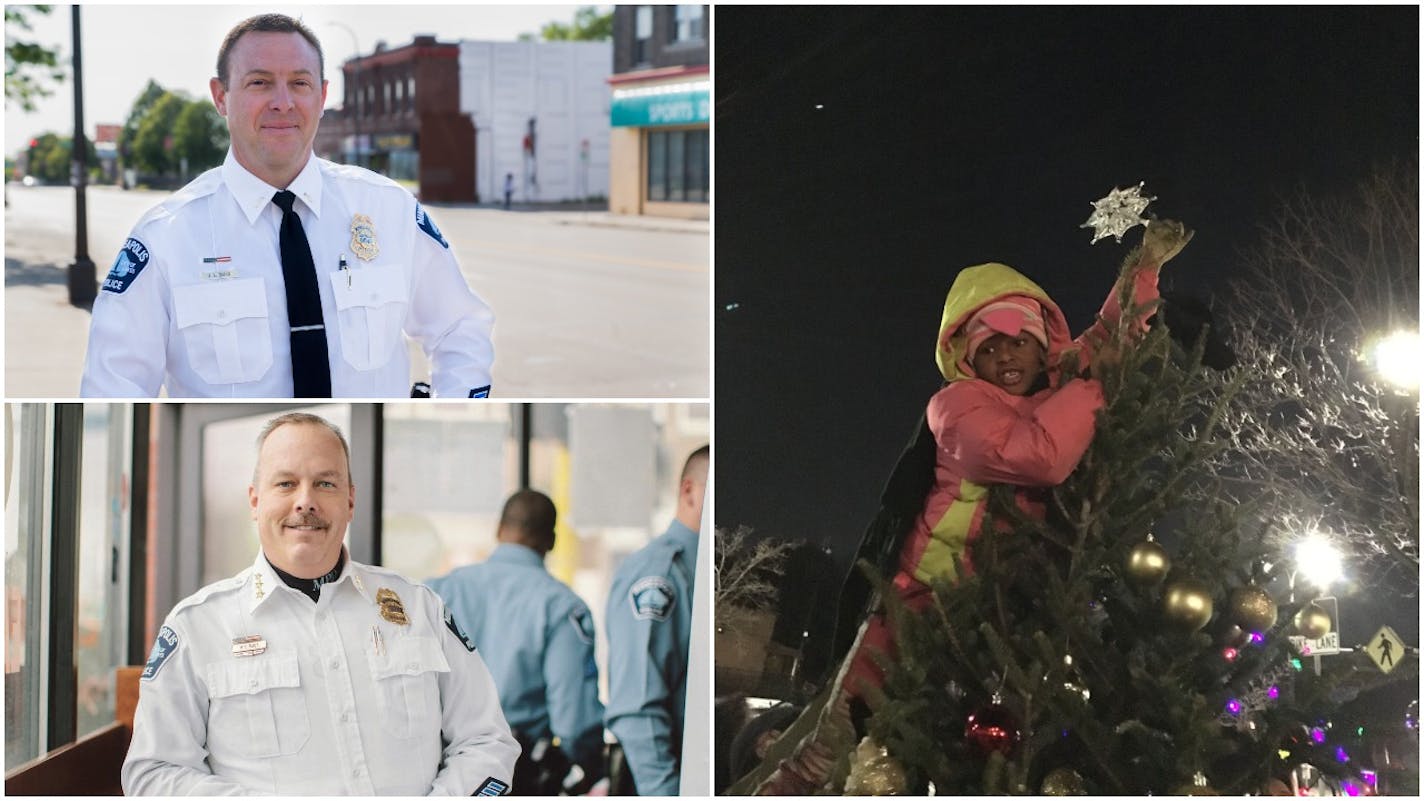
[461,240,706,274]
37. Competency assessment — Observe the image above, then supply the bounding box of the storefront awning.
[611,80,709,128]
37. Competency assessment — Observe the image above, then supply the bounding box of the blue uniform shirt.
[604,520,697,796]
[426,544,604,772]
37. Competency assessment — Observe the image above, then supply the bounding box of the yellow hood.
[935,263,1074,382]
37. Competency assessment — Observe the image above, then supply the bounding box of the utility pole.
[327,22,363,168]
[67,5,96,308]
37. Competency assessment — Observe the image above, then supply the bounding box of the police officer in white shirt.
[121,412,520,795]
[81,13,494,399]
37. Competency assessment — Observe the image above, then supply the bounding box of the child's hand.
[1138,219,1194,268]
[1089,340,1122,380]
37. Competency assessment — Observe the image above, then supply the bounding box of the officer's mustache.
[282,511,329,529]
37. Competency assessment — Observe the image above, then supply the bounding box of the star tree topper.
[1081,181,1156,244]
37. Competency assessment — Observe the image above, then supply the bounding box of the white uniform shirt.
[81,152,495,398]
[122,552,520,796]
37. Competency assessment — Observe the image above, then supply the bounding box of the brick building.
[608,5,710,219]
[314,36,474,202]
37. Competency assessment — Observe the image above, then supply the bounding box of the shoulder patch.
[102,238,151,294]
[416,203,449,248]
[141,625,180,680]
[474,777,509,796]
[445,607,477,652]
[629,576,676,622]
[468,386,491,399]
[570,609,595,645]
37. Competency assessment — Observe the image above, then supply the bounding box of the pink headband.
[965,296,1048,359]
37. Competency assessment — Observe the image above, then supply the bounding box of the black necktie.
[272,190,332,397]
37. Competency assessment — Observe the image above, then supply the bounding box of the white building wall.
[459,40,611,204]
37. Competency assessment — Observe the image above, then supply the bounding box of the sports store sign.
[611,80,710,127]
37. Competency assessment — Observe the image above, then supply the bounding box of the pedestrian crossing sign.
[1366,626,1403,674]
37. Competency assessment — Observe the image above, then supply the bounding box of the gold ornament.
[1229,585,1278,632]
[1171,771,1219,796]
[1126,538,1170,585]
[1041,767,1087,795]
[1162,578,1214,631]
[1293,602,1332,639]
[844,736,908,796]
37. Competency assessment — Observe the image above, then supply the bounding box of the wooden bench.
[4,666,142,796]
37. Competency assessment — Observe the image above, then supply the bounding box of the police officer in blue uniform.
[81,13,494,399]
[427,490,605,795]
[604,445,709,795]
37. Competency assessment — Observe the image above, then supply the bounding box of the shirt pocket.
[368,634,449,739]
[205,654,310,758]
[328,265,409,372]
[172,277,274,385]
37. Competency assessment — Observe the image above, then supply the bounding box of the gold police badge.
[350,213,379,261]
[376,588,409,625]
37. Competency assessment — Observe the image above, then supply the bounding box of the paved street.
[5,184,708,398]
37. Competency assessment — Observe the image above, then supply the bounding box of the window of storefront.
[5,404,52,769]
[674,5,705,42]
[647,128,709,203]
[634,6,653,65]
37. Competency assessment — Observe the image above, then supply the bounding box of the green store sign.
[611,88,710,127]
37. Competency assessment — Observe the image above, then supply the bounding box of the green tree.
[118,79,167,170]
[171,99,228,176]
[539,6,613,41]
[130,91,186,176]
[25,130,95,184]
[5,5,65,112]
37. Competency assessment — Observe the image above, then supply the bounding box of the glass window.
[381,404,518,580]
[634,6,653,64]
[201,405,349,586]
[667,130,686,200]
[674,6,705,42]
[408,77,416,111]
[75,405,133,740]
[5,404,52,770]
[647,131,667,202]
[647,129,709,203]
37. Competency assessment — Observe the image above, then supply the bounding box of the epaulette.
[321,158,409,196]
[129,167,224,234]
[166,567,250,619]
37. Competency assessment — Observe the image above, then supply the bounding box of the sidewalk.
[439,202,709,235]
[4,232,92,398]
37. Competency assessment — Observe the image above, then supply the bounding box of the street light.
[327,21,363,169]
[1294,532,1344,595]
[67,5,96,308]
[1366,329,1422,391]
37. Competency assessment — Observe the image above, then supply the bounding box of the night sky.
[715,7,1418,638]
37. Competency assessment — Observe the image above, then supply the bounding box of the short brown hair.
[216,13,324,88]
[253,412,351,484]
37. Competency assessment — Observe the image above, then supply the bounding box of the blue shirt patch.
[445,608,477,652]
[416,204,449,249]
[475,777,509,796]
[468,385,491,398]
[584,651,598,679]
[141,625,179,681]
[102,238,151,294]
[630,576,675,622]
[570,610,595,644]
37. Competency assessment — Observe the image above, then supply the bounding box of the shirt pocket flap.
[369,635,450,680]
[206,654,302,698]
[173,277,268,329]
[330,265,407,312]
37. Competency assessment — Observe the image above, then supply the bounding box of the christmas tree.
[731,190,1418,795]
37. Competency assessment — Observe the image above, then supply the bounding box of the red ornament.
[965,697,1021,756]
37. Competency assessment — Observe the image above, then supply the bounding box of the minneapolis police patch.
[445,608,477,652]
[630,576,676,621]
[415,204,448,248]
[468,385,491,398]
[474,778,508,796]
[141,625,179,681]
[102,238,151,294]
